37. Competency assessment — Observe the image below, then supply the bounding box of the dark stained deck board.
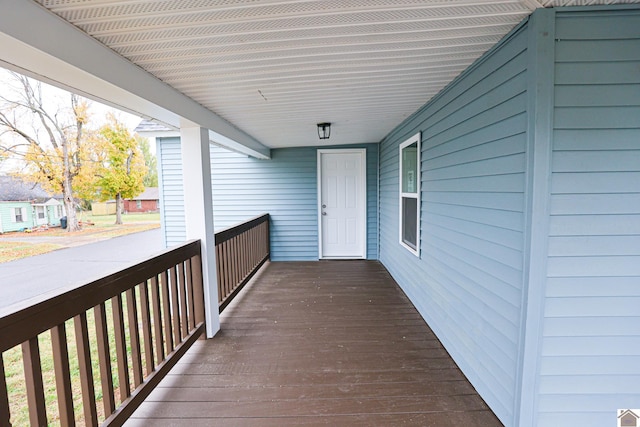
[126,261,503,427]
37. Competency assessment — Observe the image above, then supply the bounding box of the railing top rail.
[215,213,269,244]
[0,239,201,353]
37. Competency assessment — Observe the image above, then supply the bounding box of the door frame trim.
[317,148,367,259]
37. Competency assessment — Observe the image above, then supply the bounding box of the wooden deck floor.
[126,261,503,426]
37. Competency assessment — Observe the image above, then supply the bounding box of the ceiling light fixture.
[317,122,331,140]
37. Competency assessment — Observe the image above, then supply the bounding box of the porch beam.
[180,126,220,337]
[0,0,270,160]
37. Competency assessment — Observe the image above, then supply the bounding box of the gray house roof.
[134,120,174,134]
[0,175,56,202]
[128,187,159,201]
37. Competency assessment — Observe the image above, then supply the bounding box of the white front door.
[318,149,366,259]
[35,206,47,225]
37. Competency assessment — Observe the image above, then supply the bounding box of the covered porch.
[127,260,501,426]
[0,216,500,426]
[1,2,639,426]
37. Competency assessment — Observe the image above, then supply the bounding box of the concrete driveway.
[0,229,163,315]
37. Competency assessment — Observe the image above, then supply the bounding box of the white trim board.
[317,148,367,259]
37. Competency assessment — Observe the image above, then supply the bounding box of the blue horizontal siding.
[0,202,33,233]
[156,137,186,247]
[538,8,640,427]
[158,139,378,260]
[379,23,529,426]
[211,144,378,261]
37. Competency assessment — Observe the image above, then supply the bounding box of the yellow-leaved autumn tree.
[94,114,147,225]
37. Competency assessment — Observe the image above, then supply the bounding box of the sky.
[0,67,143,130]
[0,67,146,173]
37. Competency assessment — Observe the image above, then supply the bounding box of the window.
[136,200,142,209]
[36,206,45,220]
[12,207,25,223]
[399,133,420,256]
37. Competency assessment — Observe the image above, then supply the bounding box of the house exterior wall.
[0,202,35,232]
[210,144,379,261]
[123,199,158,213]
[379,22,530,425]
[157,138,379,260]
[44,205,63,226]
[536,8,640,426]
[379,6,640,427]
[157,136,187,247]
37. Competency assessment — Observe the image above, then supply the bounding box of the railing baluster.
[227,239,234,294]
[0,355,10,427]
[170,266,181,344]
[74,313,98,426]
[150,275,165,363]
[94,303,116,417]
[22,337,47,426]
[0,354,10,427]
[244,231,250,277]
[239,233,245,281]
[126,288,144,387]
[185,259,196,330]
[178,263,189,339]
[192,254,205,327]
[233,236,240,286]
[227,243,233,301]
[236,234,242,283]
[237,239,241,283]
[139,279,155,375]
[51,323,75,426]
[250,227,256,267]
[111,294,131,402]
[218,241,226,300]
[160,270,173,354]
[216,243,224,302]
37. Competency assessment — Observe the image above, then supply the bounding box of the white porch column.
[180,126,220,338]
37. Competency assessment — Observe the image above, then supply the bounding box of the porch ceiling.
[19,1,640,149]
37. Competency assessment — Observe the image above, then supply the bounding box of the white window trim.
[399,132,421,256]
[12,207,26,223]
[36,205,46,219]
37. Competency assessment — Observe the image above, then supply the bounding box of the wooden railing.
[0,240,205,427]
[215,213,270,312]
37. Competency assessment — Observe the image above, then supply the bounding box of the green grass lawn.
[0,241,63,263]
[79,212,161,226]
[1,212,161,423]
[3,294,152,425]
[0,212,160,263]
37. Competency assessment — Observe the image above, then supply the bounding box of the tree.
[95,115,147,225]
[137,136,158,187]
[0,72,95,231]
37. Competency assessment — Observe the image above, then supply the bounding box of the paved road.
[0,229,162,314]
